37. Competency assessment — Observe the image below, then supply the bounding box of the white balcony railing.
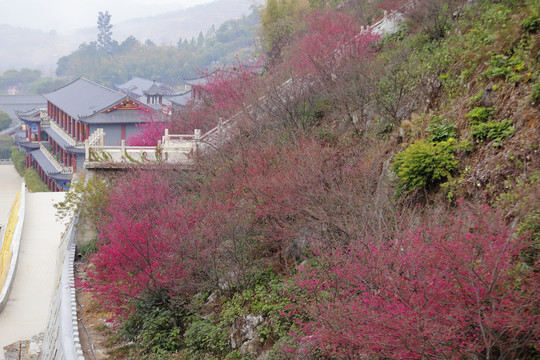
[40,143,73,174]
[85,129,198,167]
[48,120,84,148]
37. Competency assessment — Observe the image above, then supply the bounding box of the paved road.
[0,165,66,358]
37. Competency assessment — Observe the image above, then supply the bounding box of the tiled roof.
[79,109,147,124]
[16,108,41,122]
[43,127,85,154]
[165,91,191,107]
[0,95,46,120]
[43,78,126,120]
[116,77,157,98]
[184,74,213,87]
[144,81,175,96]
[30,148,73,181]
[13,130,39,150]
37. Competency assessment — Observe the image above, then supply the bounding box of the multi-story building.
[14,77,150,191]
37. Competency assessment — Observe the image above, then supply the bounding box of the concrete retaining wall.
[0,183,26,313]
[39,215,84,360]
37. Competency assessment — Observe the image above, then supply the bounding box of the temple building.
[116,77,176,107]
[14,78,150,191]
[184,73,213,101]
[0,95,46,135]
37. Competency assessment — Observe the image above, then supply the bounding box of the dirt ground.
[75,261,119,360]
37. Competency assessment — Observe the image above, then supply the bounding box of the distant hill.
[0,25,77,74]
[114,0,261,45]
[0,0,261,73]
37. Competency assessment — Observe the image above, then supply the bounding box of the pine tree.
[97,11,113,53]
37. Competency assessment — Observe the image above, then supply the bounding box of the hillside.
[0,0,260,73]
[67,0,540,359]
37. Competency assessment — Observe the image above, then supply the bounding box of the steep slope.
[70,0,540,359]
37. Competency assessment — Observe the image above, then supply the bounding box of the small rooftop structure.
[0,95,46,120]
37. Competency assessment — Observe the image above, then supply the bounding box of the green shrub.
[465,107,495,125]
[120,292,186,356]
[471,119,514,147]
[10,146,26,176]
[184,316,229,357]
[77,237,98,259]
[521,15,540,33]
[392,139,459,194]
[0,111,11,131]
[531,82,540,104]
[12,147,51,192]
[23,168,50,192]
[0,135,14,159]
[483,54,524,83]
[517,209,540,266]
[221,268,294,342]
[426,116,457,142]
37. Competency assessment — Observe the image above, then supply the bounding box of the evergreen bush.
[471,118,514,147]
[392,139,459,194]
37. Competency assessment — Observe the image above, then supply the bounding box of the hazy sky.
[0,0,214,33]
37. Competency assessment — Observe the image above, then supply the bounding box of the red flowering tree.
[287,204,540,359]
[287,10,379,80]
[126,108,169,146]
[83,169,206,318]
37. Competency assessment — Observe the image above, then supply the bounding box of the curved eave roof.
[165,91,192,107]
[79,109,149,124]
[30,148,73,180]
[18,115,41,123]
[17,141,40,150]
[43,127,85,154]
[43,78,126,120]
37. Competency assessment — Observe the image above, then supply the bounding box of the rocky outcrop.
[230,314,264,356]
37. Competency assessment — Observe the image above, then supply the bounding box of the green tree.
[0,110,11,131]
[0,135,14,158]
[97,11,113,53]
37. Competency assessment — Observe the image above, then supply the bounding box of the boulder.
[230,314,264,356]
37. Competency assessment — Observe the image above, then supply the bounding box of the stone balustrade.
[48,120,83,147]
[40,143,73,174]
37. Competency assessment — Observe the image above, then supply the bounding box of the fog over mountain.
[0,0,260,74]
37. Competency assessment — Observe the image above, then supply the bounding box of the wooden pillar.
[72,154,77,173]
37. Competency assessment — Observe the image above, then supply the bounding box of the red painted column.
[121,124,126,141]
[72,154,77,173]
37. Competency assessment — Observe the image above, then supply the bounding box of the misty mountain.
[0,0,261,73]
